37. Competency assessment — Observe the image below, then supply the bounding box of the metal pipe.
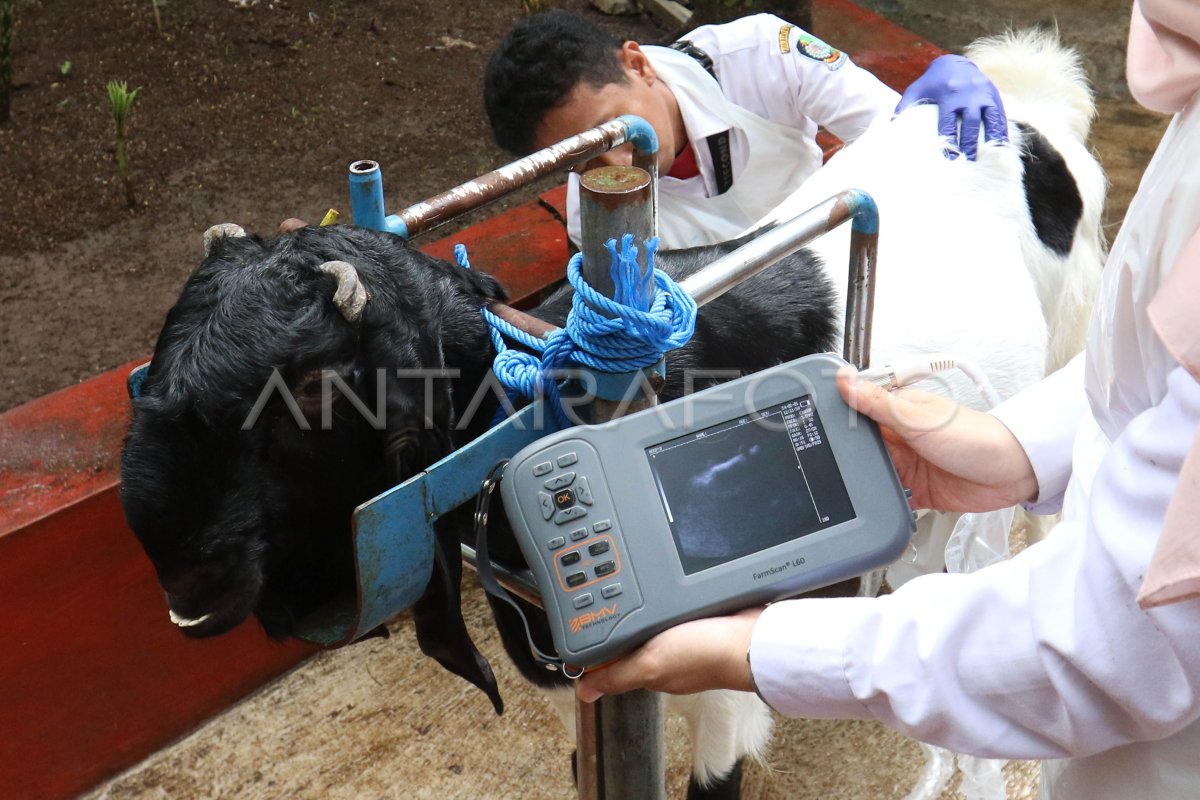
[460,543,542,608]
[349,116,660,240]
[844,224,879,370]
[577,165,662,417]
[576,699,602,800]
[348,160,406,236]
[575,163,665,800]
[579,165,655,313]
[675,188,879,369]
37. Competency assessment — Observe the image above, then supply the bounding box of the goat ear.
[379,367,504,714]
[429,252,508,303]
[413,515,504,715]
[358,288,503,711]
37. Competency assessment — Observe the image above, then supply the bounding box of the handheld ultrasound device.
[498,353,916,670]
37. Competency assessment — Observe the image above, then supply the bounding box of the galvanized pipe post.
[575,163,665,800]
[675,188,879,369]
[455,187,879,800]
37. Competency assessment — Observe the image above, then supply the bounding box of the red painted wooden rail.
[0,4,938,797]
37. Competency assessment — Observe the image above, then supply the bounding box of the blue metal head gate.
[129,114,879,800]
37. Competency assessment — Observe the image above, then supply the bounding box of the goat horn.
[317,260,370,322]
[202,223,246,256]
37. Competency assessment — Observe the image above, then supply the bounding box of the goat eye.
[386,428,420,454]
[292,369,326,400]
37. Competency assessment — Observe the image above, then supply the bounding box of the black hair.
[484,10,629,155]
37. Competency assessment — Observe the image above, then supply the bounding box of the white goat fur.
[550,31,1107,789]
[758,30,1106,405]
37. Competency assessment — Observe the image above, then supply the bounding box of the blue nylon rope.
[454,238,697,428]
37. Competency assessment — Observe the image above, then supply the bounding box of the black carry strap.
[667,39,734,195]
[474,461,582,677]
[668,39,716,80]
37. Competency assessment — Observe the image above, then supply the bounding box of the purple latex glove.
[896,54,1008,161]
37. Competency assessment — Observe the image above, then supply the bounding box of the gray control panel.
[500,353,915,669]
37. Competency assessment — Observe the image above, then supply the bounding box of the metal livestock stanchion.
[457,186,879,800]
[341,123,879,799]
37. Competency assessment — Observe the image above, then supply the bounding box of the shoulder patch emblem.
[778,24,793,54]
[795,32,848,70]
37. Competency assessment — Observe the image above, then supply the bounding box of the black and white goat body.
[121,31,1105,799]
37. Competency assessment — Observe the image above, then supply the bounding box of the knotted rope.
[454,236,697,428]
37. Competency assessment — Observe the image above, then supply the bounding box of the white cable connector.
[858,353,1003,409]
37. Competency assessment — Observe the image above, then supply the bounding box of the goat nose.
[159,571,195,597]
[158,565,213,597]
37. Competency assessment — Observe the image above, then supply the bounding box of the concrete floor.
[85,2,1172,799]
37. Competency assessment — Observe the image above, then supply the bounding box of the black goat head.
[121,224,506,715]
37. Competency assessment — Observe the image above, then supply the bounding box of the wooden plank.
[0,186,571,800]
[0,489,316,800]
[421,185,570,307]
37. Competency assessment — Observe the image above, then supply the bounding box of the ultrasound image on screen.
[645,396,856,575]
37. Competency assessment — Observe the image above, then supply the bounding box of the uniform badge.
[794,31,848,70]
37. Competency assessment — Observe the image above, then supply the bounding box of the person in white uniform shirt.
[575,2,1200,797]
[484,10,1007,249]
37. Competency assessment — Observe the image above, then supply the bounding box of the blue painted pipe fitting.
[844,187,880,235]
[348,160,410,238]
[618,114,659,157]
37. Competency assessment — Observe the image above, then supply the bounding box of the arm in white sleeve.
[785,40,900,144]
[689,15,899,144]
[750,364,1200,760]
[990,353,1088,513]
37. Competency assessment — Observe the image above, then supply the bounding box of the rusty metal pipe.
[349,116,660,240]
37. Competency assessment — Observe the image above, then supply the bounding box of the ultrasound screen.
[645,396,856,575]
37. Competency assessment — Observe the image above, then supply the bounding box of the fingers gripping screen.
[645,396,856,575]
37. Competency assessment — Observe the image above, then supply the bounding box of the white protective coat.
[563,14,898,250]
[748,35,1200,800]
[559,31,1109,791]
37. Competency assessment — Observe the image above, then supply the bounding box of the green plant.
[150,0,164,33]
[59,59,71,76]
[106,80,141,209]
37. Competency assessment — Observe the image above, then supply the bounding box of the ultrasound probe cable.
[858,354,1003,409]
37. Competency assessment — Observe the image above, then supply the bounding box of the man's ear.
[621,41,657,86]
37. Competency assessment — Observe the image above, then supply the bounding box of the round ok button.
[553,488,575,510]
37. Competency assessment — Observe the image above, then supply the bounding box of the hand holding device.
[576,608,762,702]
[836,366,1038,512]
[497,355,915,672]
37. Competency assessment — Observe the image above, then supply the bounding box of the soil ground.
[0,0,652,412]
[4,0,1173,798]
[0,0,1169,413]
